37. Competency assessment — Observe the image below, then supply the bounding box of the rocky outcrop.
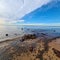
[22,34,37,40]
[52,48,60,58]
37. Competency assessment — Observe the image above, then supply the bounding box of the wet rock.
[14,33,17,36]
[52,48,60,58]
[6,34,8,36]
[21,28,23,30]
[22,34,37,40]
[20,39,25,42]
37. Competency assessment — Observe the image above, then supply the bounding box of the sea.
[0,25,60,41]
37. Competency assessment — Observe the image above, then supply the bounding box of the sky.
[0,0,60,26]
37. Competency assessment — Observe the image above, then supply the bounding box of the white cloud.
[8,20,24,24]
[0,0,24,19]
[0,18,24,25]
[16,0,51,19]
[16,23,60,26]
[0,0,52,24]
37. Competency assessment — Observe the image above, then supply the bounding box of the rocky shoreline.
[0,34,60,60]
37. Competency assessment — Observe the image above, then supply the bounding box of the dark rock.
[22,34,37,40]
[21,28,23,30]
[6,34,8,36]
[20,39,25,42]
[52,48,60,58]
[14,33,17,36]
[41,33,46,35]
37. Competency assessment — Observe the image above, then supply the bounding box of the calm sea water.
[0,25,24,40]
[0,25,60,41]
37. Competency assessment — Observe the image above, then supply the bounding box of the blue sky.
[22,1,60,24]
[0,0,60,26]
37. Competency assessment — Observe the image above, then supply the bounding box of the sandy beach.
[0,33,60,60]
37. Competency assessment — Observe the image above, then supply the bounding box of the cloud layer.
[0,0,51,25]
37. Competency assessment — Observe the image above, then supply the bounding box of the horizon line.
[0,23,60,26]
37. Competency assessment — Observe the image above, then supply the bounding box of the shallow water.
[0,25,24,40]
[0,25,60,41]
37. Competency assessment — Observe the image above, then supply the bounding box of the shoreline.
[0,35,23,43]
[0,33,60,60]
[0,33,60,43]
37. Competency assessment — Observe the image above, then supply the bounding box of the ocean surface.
[0,25,24,40]
[0,25,60,41]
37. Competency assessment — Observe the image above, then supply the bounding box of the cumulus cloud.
[0,0,51,25]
